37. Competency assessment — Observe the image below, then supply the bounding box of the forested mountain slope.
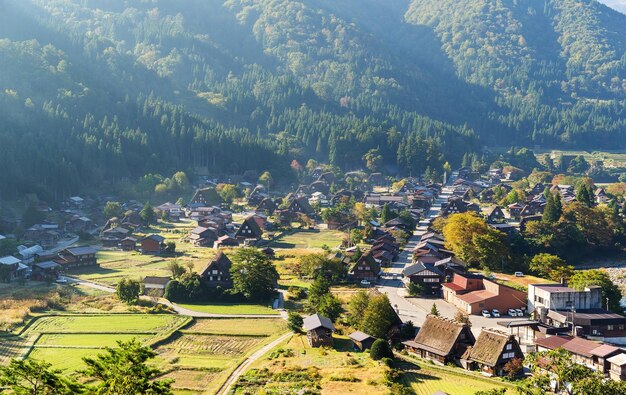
[0,0,625,199]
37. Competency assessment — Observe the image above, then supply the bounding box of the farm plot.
[36,333,152,348]
[24,314,186,334]
[399,360,512,395]
[21,314,189,373]
[155,318,289,394]
[0,334,32,364]
[161,333,264,357]
[183,318,286,336]
[162,369,222,392]
[268,229,346,249]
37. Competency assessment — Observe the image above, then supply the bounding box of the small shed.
[303,314,335,348]
[349,331,376,351]
[608,353,626,382]
[143,276,171,296]
[120,237,137,251]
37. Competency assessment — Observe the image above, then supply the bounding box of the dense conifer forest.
[1,0,625,199]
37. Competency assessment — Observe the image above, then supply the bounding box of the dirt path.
[216,332,292,395]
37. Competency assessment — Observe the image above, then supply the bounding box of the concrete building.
[528,283,603,314]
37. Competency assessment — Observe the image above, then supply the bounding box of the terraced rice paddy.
[21,314,188,372]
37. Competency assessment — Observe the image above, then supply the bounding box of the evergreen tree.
[140,202,157,224]
[543,192,562,223]
[381,203,392,224]
[430,303,440,316]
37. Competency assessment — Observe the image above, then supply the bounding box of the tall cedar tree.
[230,248,279,301]
[82,339,173,394]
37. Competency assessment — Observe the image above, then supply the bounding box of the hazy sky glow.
[598,0,626,14]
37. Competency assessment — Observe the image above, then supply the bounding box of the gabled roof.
[412,315,473,357]
[200,252,232,277]
[608,353,626,366]
[465,329,514,366]
[402,262,443,277]
[143,276,171,285]
[142,234,165,243]
[349,331,374,342]
[236,216,263,237]
[534,336,573,350]
[303,314,335,331]
[65,246,97,256]
[0,256,21,265]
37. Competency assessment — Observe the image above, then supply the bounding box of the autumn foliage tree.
[443,212,509,270]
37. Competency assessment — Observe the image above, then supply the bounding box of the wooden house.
[214,235,239,249]
[190,188,221,207]
[349,331,376,351]
[140,235,165,254]
[288,197,315,217]
[463,329,524,376]
[235,216,263,242]
[143,276,170,296]
[349,252,380,282]
[55,246,98,269]
[608,353,626,381]
[402,262,443,295]
[189,226,218,247]
[120,237,137,251]
[484,206,505,224]
[31,261,60,281]
[200,252,233,289]
[403,315,475,365]
[303,314,335,348]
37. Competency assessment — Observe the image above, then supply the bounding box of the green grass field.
[175,302,279,315]
[20,314,189,373]
[183,318,286,336]
[399,358,513,395]
[36,333,153,347]
[25,314,186,334]
[156,318,289,394]
[267,229,345,249]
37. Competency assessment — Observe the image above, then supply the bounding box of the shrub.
[287,312,303,333]
[370,339,393,361]
[407,282,424,296]
[381,357,394,368]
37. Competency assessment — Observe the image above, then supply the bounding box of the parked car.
[515,309,524,317]
[56,277,68,284]
[508,308,518,317]
[481,310,491,318]
[360,279,371,287]
[514,272,524,277]
[491,309,500,318]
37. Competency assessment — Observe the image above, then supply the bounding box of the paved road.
[66,276,287,319]
[216,332,292,395]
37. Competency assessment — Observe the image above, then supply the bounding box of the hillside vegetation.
[0,0,625,198]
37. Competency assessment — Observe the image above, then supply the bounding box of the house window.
[619,325,624,330]
[424,278,440,283]
[608,325,614,331]
[506,344,512,350]
[502,352,515,359]
[212,270,218,275]
[365,266,370,270]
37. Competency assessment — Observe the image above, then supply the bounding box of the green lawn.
[36,333,152,347]
[25,314,186,334]
[28,347,101,372]
[267,229,345,249]
[399,356,514,395]
[183,318,286,336]
[175,302,279,315]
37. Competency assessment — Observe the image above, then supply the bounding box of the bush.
[287,312,304,333]
[407,282,424,296]
[381,357,394,368]
[370,339,393,361]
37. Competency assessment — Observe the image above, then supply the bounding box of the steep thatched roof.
[465,329,512,366]
[412,315,472,357]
